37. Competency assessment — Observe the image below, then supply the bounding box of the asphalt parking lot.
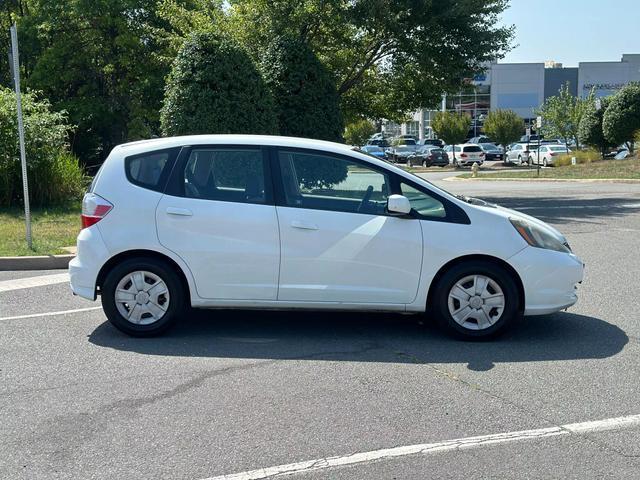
[2,177,640,480]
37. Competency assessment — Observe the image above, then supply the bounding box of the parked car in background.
[359,145,387,159]
[420,138,445,148]
[528,145,571,166]
[367,138,391,148]
[444,144,485,167]
[469,136,493,145]
[479,143,505,161]
[386,138,418,164]
[408,146,449,167]
[70,134,584,340]
[505,143,534,165]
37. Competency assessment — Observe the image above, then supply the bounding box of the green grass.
[459,158,640,180]
[0,202,81,256]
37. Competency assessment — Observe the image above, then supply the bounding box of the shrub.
[261,36,344,142]
[553,149,601,167]
[344,119,376,146]
[603,82,640,151]
[578,97,615,157]
[161,33,278,136]
[0,88,86,207]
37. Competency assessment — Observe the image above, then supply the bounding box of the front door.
[156,146,280,300]
[274,148,423,304]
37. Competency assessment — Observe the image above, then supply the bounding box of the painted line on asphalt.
[203,414,640,480]
[0,272,70,293]
[0,306,102,321]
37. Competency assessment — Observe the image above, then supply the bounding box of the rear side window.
[125,148,180,192]
[463,146,482,153]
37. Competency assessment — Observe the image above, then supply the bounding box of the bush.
[553,149,601,167]
[161,33,278,136]
[344,119,376,146]
[603,82,640,151]
[578,97,615,157]
[261,36,343,142]
[0,88,86,207]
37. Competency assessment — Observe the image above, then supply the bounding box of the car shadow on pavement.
[88,309,628,371]
[478,196,640,226]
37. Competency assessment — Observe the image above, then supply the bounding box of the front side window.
[278,150,389,215]
[400,182,446,219]
[183,148,266,204]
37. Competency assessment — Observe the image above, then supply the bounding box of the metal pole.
[10,24,32,249]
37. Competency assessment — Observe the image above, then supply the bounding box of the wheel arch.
[426,254,525,313]
[96,249,192,301]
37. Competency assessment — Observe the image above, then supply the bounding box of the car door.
[156,146,280,300]
[273,148,423,304]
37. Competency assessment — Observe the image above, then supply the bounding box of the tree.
[160,32,277,136]
[344,119,376,146]
[482,109,523,148]
[603,82,640,152]
[578,97,615,158]
[0,88,85,207]
[163,0,514,122]
[261,36,343,142]
[431,112,471,159]
[537,83,593,150]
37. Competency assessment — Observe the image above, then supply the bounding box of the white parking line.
[203,414,640,480]
[0,272,70,293]
[0,306,102,321]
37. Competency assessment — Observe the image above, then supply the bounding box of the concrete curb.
[0,254,74,271]
[444,176,640,183]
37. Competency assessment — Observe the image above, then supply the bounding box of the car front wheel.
[432,261,520,339]
[101,258,185,336]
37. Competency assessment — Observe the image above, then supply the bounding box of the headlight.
[510,218,570,253]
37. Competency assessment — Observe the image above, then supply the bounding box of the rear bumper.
[508,246,584,316]
[68,226,110,301]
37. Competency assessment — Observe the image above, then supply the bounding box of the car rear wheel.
[102,258,185,336]
[432,261,520,340]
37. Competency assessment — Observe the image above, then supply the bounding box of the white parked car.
[443,144,485,167]
[528,145,571,166]
[70,135,584,339]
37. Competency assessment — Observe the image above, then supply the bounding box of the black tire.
[101,257,186,337]
[432,260,520,340]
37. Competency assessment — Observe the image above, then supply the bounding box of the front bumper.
[68,226,110,301]
[508,246,584,316]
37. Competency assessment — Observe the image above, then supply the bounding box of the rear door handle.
[166,207,193,217]
[291,220,319,230]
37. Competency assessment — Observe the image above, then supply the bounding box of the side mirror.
[387,194,411,216]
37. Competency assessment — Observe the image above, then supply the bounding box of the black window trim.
[270,146,470,224]
[164,144,275,206]
[124,147,182,193]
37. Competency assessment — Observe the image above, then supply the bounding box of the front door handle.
[291,220,319,230]
[166,207,193,217]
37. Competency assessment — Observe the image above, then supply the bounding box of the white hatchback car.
[443,144,485,167]
[70,135,584,339]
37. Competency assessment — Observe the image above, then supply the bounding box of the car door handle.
[291,220,319,230]
[166,207,193,217]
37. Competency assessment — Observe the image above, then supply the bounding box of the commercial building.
[391,53,640,141]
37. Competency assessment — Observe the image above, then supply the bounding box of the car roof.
[112,135,357,157]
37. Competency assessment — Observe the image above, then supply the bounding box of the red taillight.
[460,153,468,158]
[81,193,113,229]
[550,152,557,156]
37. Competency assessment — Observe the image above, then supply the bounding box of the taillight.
[81,193,113,229]
[479,152,485,156]
[550,152,557,156]
[460,153,468,158]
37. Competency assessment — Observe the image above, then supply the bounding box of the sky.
[499,0,639,66]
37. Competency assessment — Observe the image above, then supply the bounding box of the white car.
[443,144,485,167]
[528,145,570,166]
[70,135,584,339]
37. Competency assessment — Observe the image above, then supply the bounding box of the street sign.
[595,98,602,111]
[536,116,543,129]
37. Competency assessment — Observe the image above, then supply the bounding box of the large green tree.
[261,36,343,142]
[160,32,277,136]
[482,109,523,148]
[603,82,640,152]
[537,83,593,150]
[578,97,615,157]
[159,0,514,123]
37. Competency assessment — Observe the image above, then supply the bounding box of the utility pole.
[10,24,32,249]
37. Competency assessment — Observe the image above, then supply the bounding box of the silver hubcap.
[114,271,170,325]
[448,275,505,330]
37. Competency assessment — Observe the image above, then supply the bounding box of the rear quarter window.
[125,148,181,192]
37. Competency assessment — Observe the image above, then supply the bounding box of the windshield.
[480,143,498,151]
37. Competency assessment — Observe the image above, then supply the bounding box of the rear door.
[273,148,423,304]
[156,146,280,300]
